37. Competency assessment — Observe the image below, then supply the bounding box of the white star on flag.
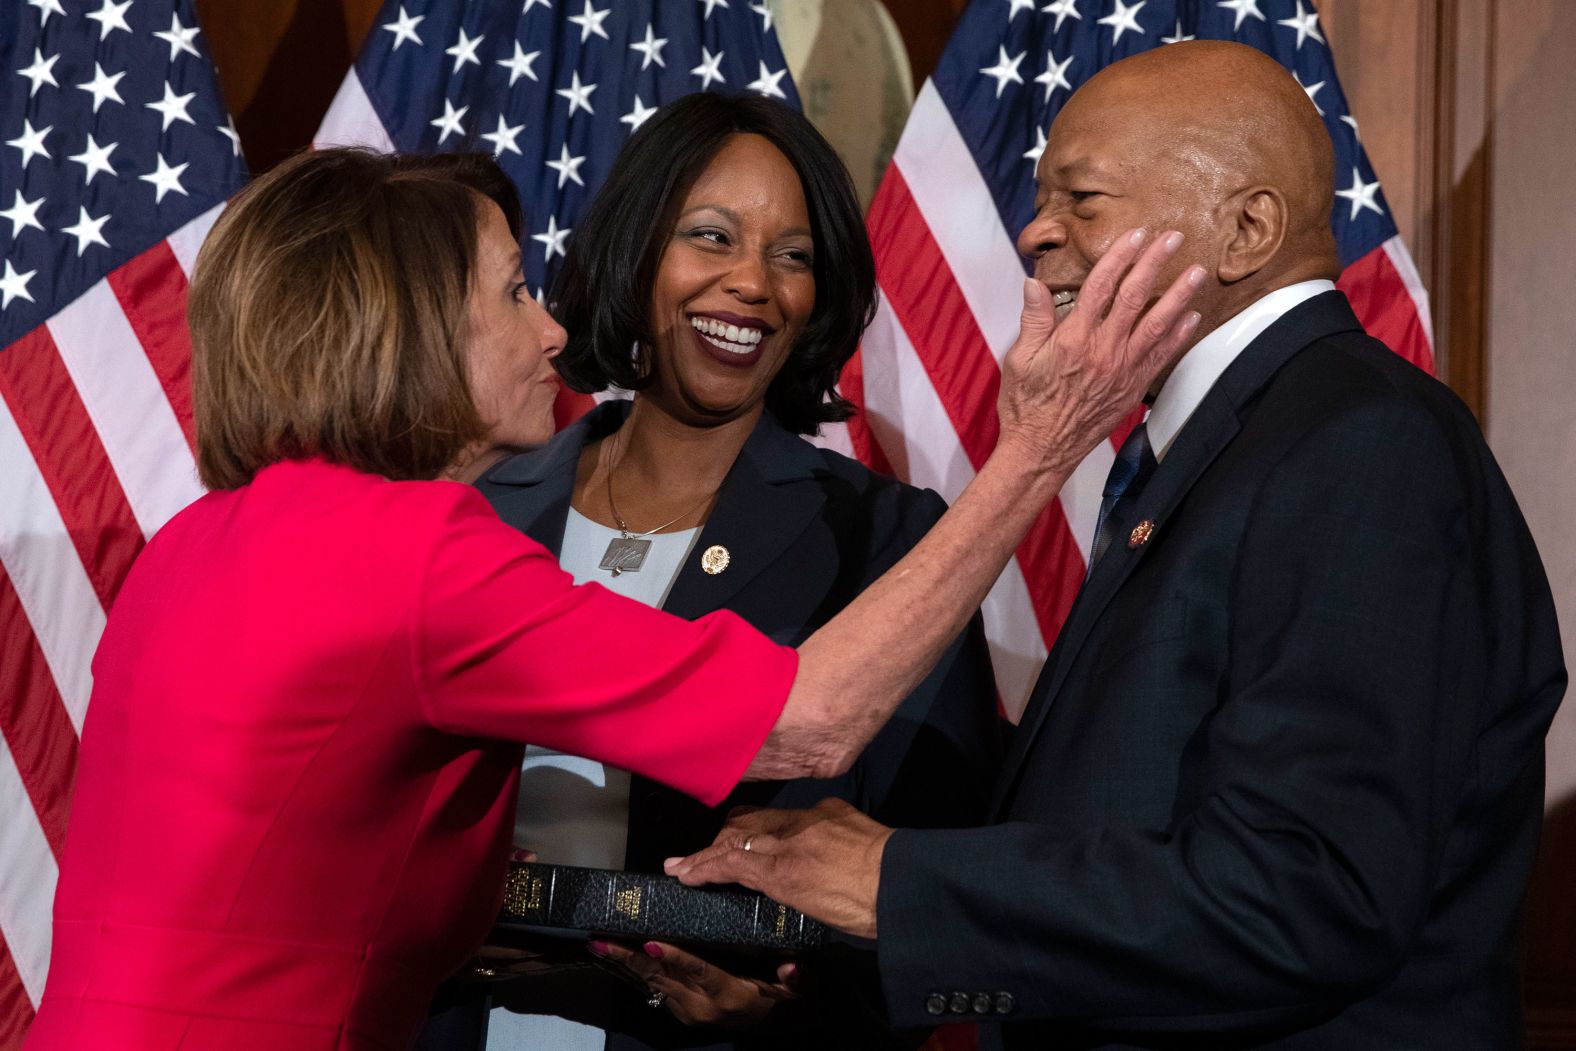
[691,47,727,89]
[62,206,111,256]
[154,13,203,60]
[26,0,65,25]
[1277,1,1325,50]
[446,28,485,72]
[77,62,126,114]
[68,134,117,184]
[1023,126,1048,164]
[1161,20,1196,44]
[17,48,60,97]
[84,0,133,41]
[140,154,190,203]
[1341,114,1361,139]
[382,6,424,50]
[147,82,197,130]
[532,215,571,261]
[748,62,789,100]
[522,0,551,12]
[1035,50,1074,101]
[568,1,611,42]
[1335,167,1383,220]
[749,1,772,31]
[481,115,525,157]
[0,191,45,238]
[1008,0,1036,18]
[979,46,1026,98]
[498,43,541,86]
[429,99,468,143]
[220,116,243,155]
[1294,72,1325,115]
[0,260,37,308]
[545,143,587,187]
[621,95,658,133]
[1042,0,1081,32]
[1217,0,1265,31]
[630,24,668,69]
[1097,0,1146,45]
[6,120,52,168]
[700,0,729,19]
[556,71,597,116]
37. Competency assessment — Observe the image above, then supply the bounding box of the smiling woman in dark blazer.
[431,93,1000,1051]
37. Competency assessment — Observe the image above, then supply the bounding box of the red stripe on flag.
[553,380,597,432]
[0,935,35,1050]
[105,242,199,452]
[0,329,145,608]
[0,568,77,858]
[1337,246,1435,375]
[867,168,1084,640]
[836,349,896,477]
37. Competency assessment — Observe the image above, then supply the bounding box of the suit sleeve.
[413,486,796,808]
[876,398,1485,1033]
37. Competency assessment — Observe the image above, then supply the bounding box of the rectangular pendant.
[600,536,652,575]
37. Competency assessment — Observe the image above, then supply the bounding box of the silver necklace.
[598,442,716,576]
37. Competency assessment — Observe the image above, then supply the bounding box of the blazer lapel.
[481,400,626,550]
[990,292,1365,817]
[661,415,830,621]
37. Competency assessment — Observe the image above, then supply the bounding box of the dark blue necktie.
[1088,422,1156,573]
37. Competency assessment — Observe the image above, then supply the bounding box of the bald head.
[1020,41,1340,340]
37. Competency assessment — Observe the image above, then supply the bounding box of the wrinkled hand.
[663,799,892,940]
[998,228,1204,480]
[588,938,800,1028]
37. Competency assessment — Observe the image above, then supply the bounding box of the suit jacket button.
[995,992,1016,1015]
[925,993,947,1016]
[972,992,994,1014]
[949,992,971,1014]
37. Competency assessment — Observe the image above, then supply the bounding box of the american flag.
[317,0,799,433]
[833,0,1435,716]
[0,0,246,1041]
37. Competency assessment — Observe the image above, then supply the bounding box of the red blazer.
[25,459,794,1051]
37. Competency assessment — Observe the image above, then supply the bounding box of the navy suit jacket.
[431,401,999,1051]
[875,292,1566,1049]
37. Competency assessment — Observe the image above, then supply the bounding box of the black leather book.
[496,862,825,953]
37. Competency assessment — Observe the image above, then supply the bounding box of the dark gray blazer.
[875,292,1566,1050]
[421,401,1001,1051]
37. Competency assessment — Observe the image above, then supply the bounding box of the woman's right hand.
[996,228,1204,482]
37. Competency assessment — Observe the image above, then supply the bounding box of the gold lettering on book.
[503,871,544,917]
[774,904,788,939]
[614,885,643,920]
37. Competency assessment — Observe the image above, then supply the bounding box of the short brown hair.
[188,148,523,489]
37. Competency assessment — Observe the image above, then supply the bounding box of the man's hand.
[663,799,893,940]
[588,938,800,1028]
[998,228,1204,482]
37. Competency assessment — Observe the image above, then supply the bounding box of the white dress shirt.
[1145,280,1335,462]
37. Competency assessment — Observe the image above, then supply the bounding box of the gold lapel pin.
[1128,520,1155,549]
[700,545,731,575]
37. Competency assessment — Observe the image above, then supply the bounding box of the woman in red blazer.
[23,148,1200,1050]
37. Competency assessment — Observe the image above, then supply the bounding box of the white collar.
[1145,280,1335,461]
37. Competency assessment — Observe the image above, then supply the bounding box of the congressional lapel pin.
[700,544,731,575]
[1128,520,1155,549]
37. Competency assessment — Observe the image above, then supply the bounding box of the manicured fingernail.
[1187,266,1206,287]
[1128,228,1147,246]
[1164,231,1183,252]
[1183,311,1202,332]
[587,940,610,957]
[783,963,799,985]
[643,942,664,959]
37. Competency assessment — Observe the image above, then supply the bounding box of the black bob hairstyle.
[549,92,877,436]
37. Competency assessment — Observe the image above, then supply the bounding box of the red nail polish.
[643,942,664,959]
[587,940,609,957]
